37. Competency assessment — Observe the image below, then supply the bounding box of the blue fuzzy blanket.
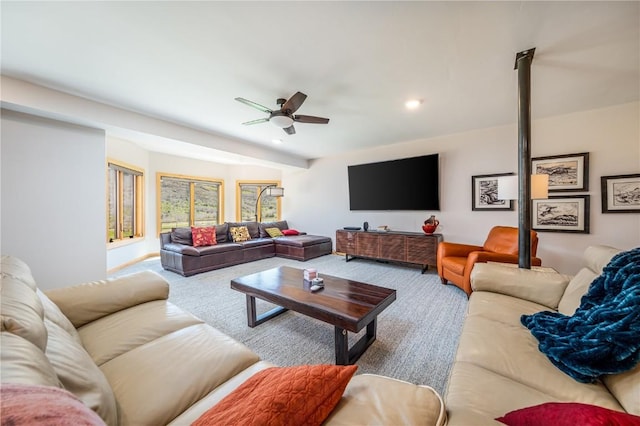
[521,247,640,383]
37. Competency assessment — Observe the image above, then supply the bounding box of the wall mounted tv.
[348,154,440,211]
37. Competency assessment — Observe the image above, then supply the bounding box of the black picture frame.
[532,195,590,233]
[532,152,589,192]
[471,173,514,211]
[601,173,640,213]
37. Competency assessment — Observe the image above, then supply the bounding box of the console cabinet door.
[379,234,406,262]
[336,230,356,254]
[406,235,441,266]
[356,233,379,258]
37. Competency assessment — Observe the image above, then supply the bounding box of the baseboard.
[108,252,159,274]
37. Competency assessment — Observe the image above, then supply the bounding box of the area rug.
[111,254,468,395]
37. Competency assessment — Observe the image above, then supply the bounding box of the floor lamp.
[254,185,284,222]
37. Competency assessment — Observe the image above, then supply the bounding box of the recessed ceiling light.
[272,139,283,145]
[405,99,423,110]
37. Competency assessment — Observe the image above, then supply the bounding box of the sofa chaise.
[0,255,446,425]
[445,245,639,424]
[160,220,332,276]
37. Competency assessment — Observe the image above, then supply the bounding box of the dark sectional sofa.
[160,220,333,276]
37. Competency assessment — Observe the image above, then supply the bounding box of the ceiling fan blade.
[242,118,270,125]
[294,115,330,124]
[281,92,307,114]
[235,97,272,113]
[283,125,296,135]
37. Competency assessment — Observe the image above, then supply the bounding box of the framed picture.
[601,173,640,213]
[532,195,590,233]
[471,173,514,211]
[532,152,589,192]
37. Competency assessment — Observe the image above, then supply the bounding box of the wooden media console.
[335,229,443,273]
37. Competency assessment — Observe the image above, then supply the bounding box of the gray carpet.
[111,254,468,396]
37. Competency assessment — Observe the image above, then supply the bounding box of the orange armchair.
[436,226,541,296]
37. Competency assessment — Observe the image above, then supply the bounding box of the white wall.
[1,110,106,289]
[283,102,640,274]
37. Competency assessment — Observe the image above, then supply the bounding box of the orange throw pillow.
[191,226,216,247]
[192,364,357,426]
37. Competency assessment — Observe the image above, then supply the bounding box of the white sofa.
[444,245,640,424]
[0,255,445,425]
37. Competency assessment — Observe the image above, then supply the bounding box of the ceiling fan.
[235,91,329,135]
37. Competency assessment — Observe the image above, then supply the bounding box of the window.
[107,161,144,243]
[157,173,223,233]
[236,181,281,222]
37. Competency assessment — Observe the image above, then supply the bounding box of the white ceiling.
[2,1,639,165]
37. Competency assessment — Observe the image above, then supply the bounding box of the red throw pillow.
[282,229,300,236]
[496,402,640,426]
[191,226,216,247]
[192,364,357,426]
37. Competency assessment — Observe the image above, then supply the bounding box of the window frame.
[106,159,145,244]
[156,172,224,235]
[236,180,282,222]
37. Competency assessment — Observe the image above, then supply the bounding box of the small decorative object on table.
[303,268,317,281]
[422,215,439,234]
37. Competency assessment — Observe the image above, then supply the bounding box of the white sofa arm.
[471,263,572,310]
[45,271,170,328]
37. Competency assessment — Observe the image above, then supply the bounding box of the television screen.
[348,154,440,211]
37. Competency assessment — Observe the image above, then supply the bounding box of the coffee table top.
[230,266,396,332]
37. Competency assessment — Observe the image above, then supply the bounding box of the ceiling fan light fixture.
[270,114,294,128]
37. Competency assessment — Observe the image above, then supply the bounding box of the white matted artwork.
[601,173,640,213]
[471,173,514,211]
[532,195,590,233]
[532,152,589,192]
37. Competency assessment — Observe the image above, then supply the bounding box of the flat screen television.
[348,154,440,211]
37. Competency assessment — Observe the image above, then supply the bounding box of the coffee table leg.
[245,295,288,328]
[334,318,378,365]
[335,328,349,365]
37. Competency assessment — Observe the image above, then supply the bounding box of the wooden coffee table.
[230,266,396,365]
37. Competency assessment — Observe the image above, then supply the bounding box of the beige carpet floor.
[111,254,468,396]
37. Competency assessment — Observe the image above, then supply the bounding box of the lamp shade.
[265,187,284,197]
[497,174,548,200]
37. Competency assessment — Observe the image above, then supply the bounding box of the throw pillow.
[265,227,284,238]
[230,226,251,242]
[191,226,217,247]
[282,229,300,236]
[1,383,107,426]
[192,364,357,426]
[496,402,640,426]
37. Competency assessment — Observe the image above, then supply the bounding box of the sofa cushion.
[37,290,82,346]
[602,362,640,416]
[44,318,118,425]
[259,220,288,237]
[236,238,275,249]
[171,227,193,245]
[265,227,284,237]
[100,323,259,426]
[0,383,106,426]
[273,235,331,248]
[191,226,217,247]
[230,226,251,242]
[0,332,61,387]
[325,374,446,426]
[496,402,640,426]
[192,365,357,426]
[46,271,170,328]
[1,273,47,352]
[78,300,203,366]
[216,222,229,244]
[557,268,598,315]
[282,229,300,236]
